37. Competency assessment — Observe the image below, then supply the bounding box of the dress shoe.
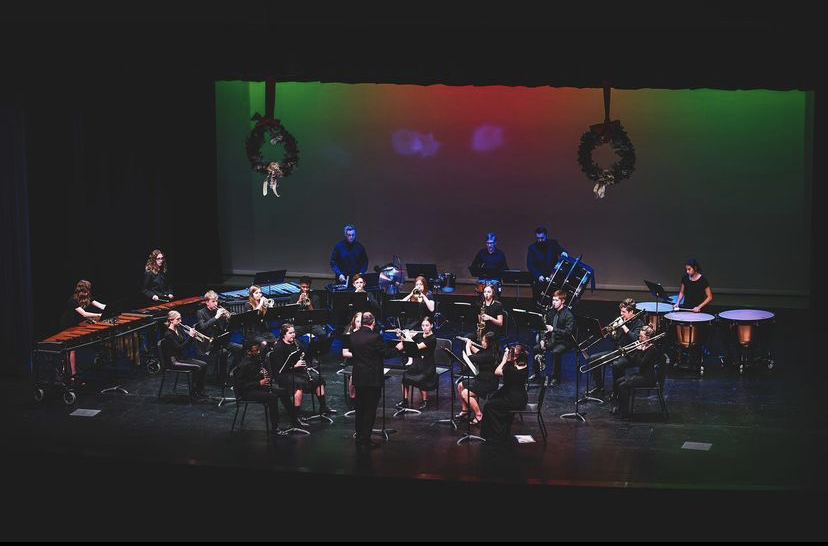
[418,400,429,411]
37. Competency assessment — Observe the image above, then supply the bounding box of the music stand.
[253,270,287,298]
[560,333,587,423]
[406,263,439,283]
[441,301,474,337]
[574,315,605,405]
[331,291,370,326]
[456,348,485,445]
[384,299,424,331]
[293,308,332,362]
[501,270,534,302]
[432,346,462,430]
[644,279,677,311]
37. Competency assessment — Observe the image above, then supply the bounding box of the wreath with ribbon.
[245,79,299,197]
[576,82,636,198]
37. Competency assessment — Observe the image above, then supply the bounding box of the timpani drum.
[717,309,775,347]
[664,311,715,349]
[635,301,675,332]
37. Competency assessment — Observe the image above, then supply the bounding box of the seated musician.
[587,298,644,394]
[330,223,369,284]
[526,226,568,304]
[196,290,243,384]
[399,275,435,330]
[142,249,174,302]
[234,340,305,434]
[481,344,529,444]
[395,315,438,411]
[59,280,106,382]
[289,276,331,366]
[477,284,504,340]
[271,323,336,417]
[613,325,665,417]
[341,311,363,409]
[161,310,209,400]
[470,232,509,277]
[532,290,575,387]
[456,331,499,425]
[243,285,278,347]
[351,273,380,314]
[675,258,713,313]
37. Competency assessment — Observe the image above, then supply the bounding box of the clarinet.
[294,340,313,383]
[260,359,272,393]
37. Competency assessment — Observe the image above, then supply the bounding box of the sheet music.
[461,352,479,376]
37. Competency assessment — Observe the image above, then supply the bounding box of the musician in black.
[272,323,336,417]
[234,341,306,434]
[161,311,209,399]
[141,249,174,302]
[587,298,644,393]
[526,226,568,304]
[477,284,504,340]
[330,224,369,283]
[613,325,665,417]
[395,315,438,411]
[351,273,380,314]
[481,344,529,443]
[288,277,331,365]
[470,232,509,276]
[349,312,398,447]
[398,275,435,330]
[196,290,243,384]
[456,331,499,425]
[674,258,713,313]
[60,279,106,380]
[243,285,278,346]
[533,290,575,387]
[341,311,364,410]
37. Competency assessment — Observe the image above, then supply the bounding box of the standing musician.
[60,280,106,382]
[674,258,713,313]
[195,290,242,384]
[533,290,575,387]
[526,226,568,304]
[141,249,174,302]
[349,312,399,448]
[395,315,438,411]
[613,325,665,417]
[456,331,499,425]
[161,310,209,400]
[233,341,305,435]
[476,284,504,341]
[272,323,336,417]
[470,232,509,276]
[586,298,644,394]
[481,344,529,444]
[330,224,369,284]
[341,311,364,410]
[289,276,331,365]
[243,285,278,346]
[399,275,435,329]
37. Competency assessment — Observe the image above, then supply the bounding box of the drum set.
[431,272,456,293]
[475,278,502,295]
[635,301,775,375]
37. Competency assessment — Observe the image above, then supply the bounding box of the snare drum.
[635,301,675,332]
[664,311,715,348]
[475,278,502,295]
[717,309,775,347]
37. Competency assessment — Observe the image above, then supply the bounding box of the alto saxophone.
[476,300,487,341]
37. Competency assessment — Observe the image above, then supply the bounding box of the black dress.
[680,274,711,309]
[480,300,504,339]
[481,363,529,442]
[142,270,172,301]
[272,339,325,393]
[402,333,438,391]
[465,347,499,397]
[242,302,277,345]
[59,297,93,331]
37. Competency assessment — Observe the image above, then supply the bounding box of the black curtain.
[13,74,221,354]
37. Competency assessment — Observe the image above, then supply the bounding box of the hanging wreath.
[577,120,636,198]
[246,118,299,197]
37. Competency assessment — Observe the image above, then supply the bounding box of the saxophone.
[476,299,487,341]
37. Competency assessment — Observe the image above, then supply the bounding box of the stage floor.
[3,302,823,540]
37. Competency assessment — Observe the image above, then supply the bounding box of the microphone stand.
[560,332,587,423]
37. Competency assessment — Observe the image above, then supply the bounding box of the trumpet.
[217,306,231,319]
[180,323,213,344]
[579,332,666,373]
[262,297,276,308]
[297,292,313,309]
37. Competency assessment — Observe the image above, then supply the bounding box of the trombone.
[180,323,214,345]
[579,332,666,373]
[580,309,646,355]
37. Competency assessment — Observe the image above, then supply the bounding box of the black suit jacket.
[349,326,397,388]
